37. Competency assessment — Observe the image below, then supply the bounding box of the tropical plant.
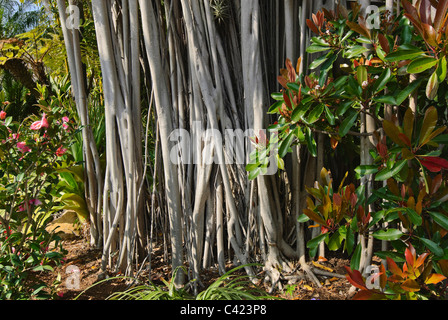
[107,265,270,301]
[0,83,74,299]
[248,1,448,299]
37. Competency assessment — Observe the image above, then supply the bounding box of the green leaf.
[346,227,355,255]
[305,127,317,157]
[344,45,369,59]
[324,105,335,126]
[429,211,448,230]
[298,214,310,223]
[245,163,260,172]
[279,131,295,158]
[375,251,406,263]
[385,49,425,62]
[328,230,344,251]
[426,70,439,100]
[306,103,324,124]
[350,243,362,270]
[372,68,392,93]
[372,229,404,241]
[407,57,438,74]
[373,95,397,105]
[4,117,12,127]
[405,207,422,226]
[357,65,368,86]
[375,160,407,181]
[307,45,331,54]
[248,167,262,180]
[307,233,328,250]
[339,110,358,137]
[419,237,444,257]
[437,56,447,83]
[309,54,329,70]
[287,83,301,92]
[355,165,378,178]
[395,78,424,106]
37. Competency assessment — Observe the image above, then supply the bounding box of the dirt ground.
[36,237,355,301]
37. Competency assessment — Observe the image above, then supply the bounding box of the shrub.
[0,84,74,299]
[247,1,448,299]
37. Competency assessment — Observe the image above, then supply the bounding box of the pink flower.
[18,199,42,212]
[56,146,67,157]
[62,116,69,123]
[17,141,31,153]
[57,291,64,298]
[30,113,49,130]
[0,111,6,120]
[29,199,42,206]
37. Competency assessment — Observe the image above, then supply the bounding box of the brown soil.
[36,237,355,300]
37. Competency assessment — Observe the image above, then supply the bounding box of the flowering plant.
[0,85,73,299]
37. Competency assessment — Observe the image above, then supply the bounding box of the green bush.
[247,1,448,300]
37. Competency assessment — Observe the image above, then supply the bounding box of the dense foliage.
[248,1,448,299]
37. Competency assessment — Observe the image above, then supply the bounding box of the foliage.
[0,83,75,299]
[248,1,448,299]
[107,265,271,301]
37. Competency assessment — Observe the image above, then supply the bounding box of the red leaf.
[420,156,448,173]
[420,0,432,25]
[352,290,373,300]
[333,193,342,207]
[434,0,448,32]
[405,244,417,267]
[387,257,404,277]
[378,33,390,54]
[398,133,412,147]
[283,91,292,110]
[306,19,319,34]
[344,267,367,290]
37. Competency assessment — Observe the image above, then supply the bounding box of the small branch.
[311,267,346,279]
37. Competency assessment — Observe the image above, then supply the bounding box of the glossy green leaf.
[305,127,317,157]
[375,160,407,181]
[372,68,392,93]
[306,103,324,124]
[429,211,448,230]
[407,57,438,74]
[307,45,331,53]
[350,243,362,270]
[324,105,335,125]
[339,110,358,137]
[385,49,425,62]
[355,165,379,178]
[309,54,329,70]
[405,207,422,226]
[437,56,447,82]
[373,229,404,241]
[345,45,369,59]
[426,70,439,100]
[307,233,328,249]
[326,232,343,253]
[357,65,368,86]
[395,78,424,105]
[279,131,295,158]
[419,237,444,257]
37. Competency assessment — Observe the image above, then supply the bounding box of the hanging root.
[299,260,322,288]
